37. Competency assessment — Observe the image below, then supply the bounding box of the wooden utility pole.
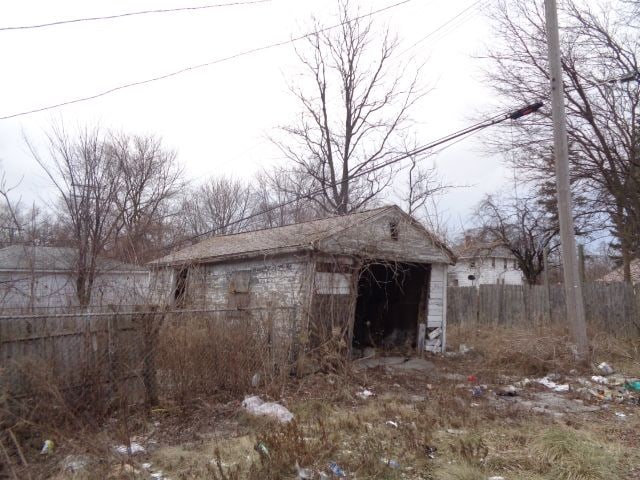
[544,0,589,359]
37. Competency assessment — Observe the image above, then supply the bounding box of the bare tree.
[276,0,424,214]
[110,133,183,264]
[27,125,123,307]
[250,168,323,228]
[179,176,253,237]
[475,191,560,285]
[0,171,24,245]
[483,0,640,280]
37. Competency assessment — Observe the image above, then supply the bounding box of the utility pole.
[544,0,589,359]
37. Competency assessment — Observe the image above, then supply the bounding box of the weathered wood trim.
[441,264,448,352]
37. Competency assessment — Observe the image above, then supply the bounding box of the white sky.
[0,0,513,230]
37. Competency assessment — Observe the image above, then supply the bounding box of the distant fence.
[0,307,297,407]
[447,283,640,336]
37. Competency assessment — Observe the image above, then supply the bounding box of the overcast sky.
[0,0,514,231]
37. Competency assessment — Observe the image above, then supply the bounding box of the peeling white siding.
[426,263,447,352]
[449,257,523,287]
[0,271,149,310]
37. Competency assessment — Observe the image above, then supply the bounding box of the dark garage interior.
[352,262,430,351]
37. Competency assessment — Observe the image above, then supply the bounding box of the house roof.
[150,205,455,266]
[598,258,640,283]
[455,241,515,260]
[0,245,147,273]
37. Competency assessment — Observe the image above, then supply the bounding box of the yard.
[6,324,640,480]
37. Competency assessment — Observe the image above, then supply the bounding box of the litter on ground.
[242,395,294,423]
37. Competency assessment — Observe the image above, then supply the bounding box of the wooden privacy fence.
[0,308,162,405]
[447,283,640,336]
[0,307,297,406]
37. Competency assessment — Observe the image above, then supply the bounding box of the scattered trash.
[319,472,330,480]
[385,420,399,428]
[598,362,614,375]
[381,458,401,469]
[356,389,375,399]
[295,461,314,479]
[625,380,640,392]
[251,372,261,388]
[114,442,146,455]
[496,385,519,396]
[328,461,346,477]
[142,463,153,470]
[488,477,506,480]
[591,375,608,385]
[242,396,294,423]
[446,428,466,435]
[425,445,438,459]
[61,455,89,472]
[467,374,478,383]
[472,386,485,397]
[459,344,472,354]
[615,411,627,418]
[537,376,569,392]
[150,472,165,480]
[254,441,270,460]
[40,439,54,455]
[515,378,531,388]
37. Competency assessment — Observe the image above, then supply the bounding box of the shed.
[0,245,149,311]
[149,205,455,355]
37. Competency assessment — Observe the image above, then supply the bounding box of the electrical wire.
[0,0,415,121]
[159,104,530,252]
[0,0,273,32]
[399,0,485,56]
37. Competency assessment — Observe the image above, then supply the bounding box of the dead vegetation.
[1,321,639,479]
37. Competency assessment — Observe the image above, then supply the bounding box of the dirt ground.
[9,325,640,479]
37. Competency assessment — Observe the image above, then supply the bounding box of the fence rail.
[447,283,640,336]
[0,306,297,406]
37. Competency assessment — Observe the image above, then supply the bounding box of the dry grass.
[446,322,640,377]
[156,315,289,404]
[4,321,640,479]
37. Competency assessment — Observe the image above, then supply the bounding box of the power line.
[0,0,272,32]
[0,0,415,121]
[399,0,485,56]
[160,103,541,252]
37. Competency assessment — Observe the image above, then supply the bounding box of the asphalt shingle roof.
[150,205,454,266]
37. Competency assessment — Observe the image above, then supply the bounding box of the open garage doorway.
[352,262,430,353]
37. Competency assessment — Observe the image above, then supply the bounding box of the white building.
[0,245,149,311]
[448,243,524,287]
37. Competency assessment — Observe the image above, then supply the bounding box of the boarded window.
[491,258,495,268]
[503,258,508,270]
[389,221,399,240]
[228,270,251,309]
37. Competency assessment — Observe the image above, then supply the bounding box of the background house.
[598,258,640,284]
[0,245,149,311]
[448,242,523,287]
[149,205,455,354]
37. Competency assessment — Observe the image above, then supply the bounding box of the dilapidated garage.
[149,205,455,356]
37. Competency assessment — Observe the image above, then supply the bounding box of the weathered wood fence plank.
[447,283,639,337]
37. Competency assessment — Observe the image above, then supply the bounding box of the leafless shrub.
[156,312,290,404]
